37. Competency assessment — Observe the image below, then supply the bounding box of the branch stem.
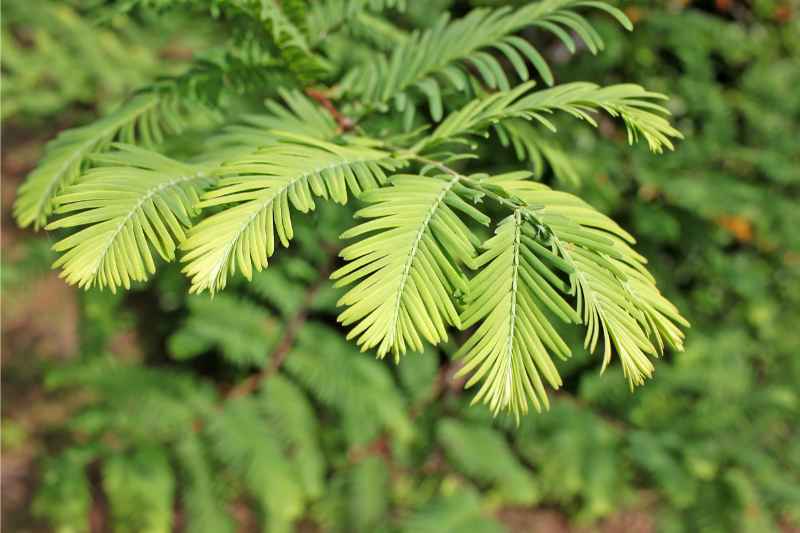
[402,152,546,224]
[226,251,337,399]
[305,88,355,132]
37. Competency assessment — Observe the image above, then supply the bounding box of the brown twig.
[305,87,355,132]
[224,288,316,399]
[225,253,337,400]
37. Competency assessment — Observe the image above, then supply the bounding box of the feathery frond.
[182,133,404,293]
[453,170,687,414]
[455,206,579,416]
[421,81,682,153]
[207,89,339,154]
[308,0,407,42]
[494,119,582,186]
[341,1,631,121]
[258,376,326,500]
[332,174,488,358]
[349,457,390,532]
[437,418,538,503]
[255,0,329,83]
[19,0,690,424]
[402,487,506,533]
[309,0,408,49]
[46,145,215,291]
[14,92,196,229]
[45,360,218,439]
[247,266,306,317]
[103,448,175,533]
[33,449,94,533]
[488,174,689,387]
[347,11,409,51]
[113,0,326,84]
[152,47,289,107]
[1,0,161,119]
[176,435,236,533]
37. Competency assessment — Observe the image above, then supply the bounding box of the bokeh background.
[2,0,799,532]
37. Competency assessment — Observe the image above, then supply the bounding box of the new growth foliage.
[10,1,798,532]
[17,0,689,417]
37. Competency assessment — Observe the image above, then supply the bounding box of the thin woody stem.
[305,87,355,132]
[226,250,337,399]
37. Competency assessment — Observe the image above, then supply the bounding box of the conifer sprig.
[20,0,689,416]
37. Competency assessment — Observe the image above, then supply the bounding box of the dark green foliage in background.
[3,0,799,532]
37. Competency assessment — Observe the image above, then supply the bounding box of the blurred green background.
[2,0,799,532]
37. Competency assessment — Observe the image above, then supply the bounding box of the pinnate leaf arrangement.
[16,0,689,418]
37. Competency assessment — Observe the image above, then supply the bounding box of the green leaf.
[207,397,306,530]
[496,119,582,186]
[258,376,326,500]
[207,89,339,154]
[46,145,214,291]
[285,323,413,445]
[456,209,578,416]
[33,448,94,533]
[14,92,193,229]
[420,82,683,153]
[490,174,689,387]
[349,457,390,532]
[437,418,539,504]
[332,173,485,358]
[176,435,235,533]
[342,1,632,117]
[181,133,404,293]
[402,485,506,533]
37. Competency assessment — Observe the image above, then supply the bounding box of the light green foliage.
[333,174,485,357]
[15,1,797,532]
[14,93,204,229]
[496,119,582,185]
[182,134,404,293]
[422,81,681,153]
[456,207,575,415]
[21,0,688,416]
[490,175,688,383]
[340,0,632,122]
[208,89,339,152]
[47,146,215,290]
